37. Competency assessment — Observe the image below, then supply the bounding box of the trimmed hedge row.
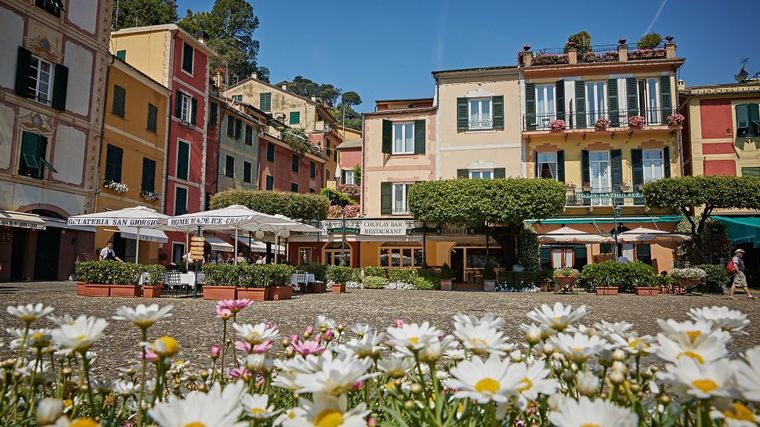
[75,261,165,285]
[580,261,655,293]
[202,264,294,288]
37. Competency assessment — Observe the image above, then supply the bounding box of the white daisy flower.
[7,303,54,323]
[386,321,441,356]
[689,306,751,334]
[36,398,63,425]
[113,380,138,397]
[278,394,369,427]
[453,313,506,330]
[445,353,519,404]
[549,332,610,362]
[657,358,734,400]
[445,348,466,361]
[6,327,50,349]
[294,352,373,395]
[113,304,173,329]
[609,334,653,355]
[419,334,458,363]
[349,323,372,338]
[377,354,412,378]
[454,322,514,356]
[732,346,760,402]
[509,359,559,402]
[656,319,728,344]
[519,322,547,344]
[148,381,246,427]
[50,315,108,354]
[575,370,600,396]
[315,315,336,332]
[526,302,587,332]
[548,396,638,427]
[241,393,276,419]
[243,354,273,373]
[594,320,635,337]
[344,329,385,358]
[710,402,759,427]
[233,322,280,345]
[651,331,727,365]
[47,314,75,326]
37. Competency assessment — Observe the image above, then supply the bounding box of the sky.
[178,0,760,113]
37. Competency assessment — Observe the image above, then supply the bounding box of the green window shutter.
[380,182,392,215]
[494,168,506,178]
[534,150,539,177]
[235,119,242,139]
[608,79,619,126]
[225,155,234,177]
[557,150,565,183]
[524,84,536,130]
[243,161,252,183]
[736,104,750,136]
[289,111,300,124]
[457,97,469,131]
[105,144,123,183]
[226,116,235,137]
[141,158,156,192]
[631,149,643,189]
[190,97,198,126]
[663,146,671,178]
[210,102,218,126]
[265,175,273,191]
[147,103,158,132]
[457,169,468,178]
[292,154,299,172]
[177,142,189,180]
[116,50,126,61]
[182,43,193,74]
[51,64,68,111]
[414,119,425,154]
[267,142,275,162]
[660,75,672,123]
[113,85,126,117]
[492,95,504,130]
[626,78,639,118]
[555,81,564,121]
[291,183,298,192]
[245,124,253,145]
[574,80,586,129]
[581,150,590,206]
[15,47,33,98]
[260,92,271,111]
[309,161,316,178]
[175,187,187,215]
[611,149,623,190]
[381,119,392,154]
[174,91,182,118]
[742,167,760,177]
[19,132,41,177]
[749,103,760,137]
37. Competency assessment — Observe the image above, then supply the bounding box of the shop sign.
[360,220,413,236]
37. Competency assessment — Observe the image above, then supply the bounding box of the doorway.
[10,229,28,281]
[450,248,464,282]
[34,228,61,280]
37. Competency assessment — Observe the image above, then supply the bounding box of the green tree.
[113,0,177,29]
[178,0,269,83]
[408,179,566,266]
[210,190,328,221]
[565,30,592,54]
[320,188,354,207]
[636,33,663,49]
[341,91,362,107]
[277,76,345,106]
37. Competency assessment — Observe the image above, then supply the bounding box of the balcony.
[519,39,676,67]
[523,108,682,133]
[564,187,646,208]
[468,119,493,130]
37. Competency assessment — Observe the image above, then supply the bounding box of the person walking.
[728,248,753,300]
[99,241,123,262]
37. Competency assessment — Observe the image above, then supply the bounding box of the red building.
[258,132,326,193]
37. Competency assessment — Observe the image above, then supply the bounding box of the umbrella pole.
[275,234,279,264]
[234,228,239,265]
[135,226,141,264]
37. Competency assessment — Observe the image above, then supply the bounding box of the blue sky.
[178,0,760,112]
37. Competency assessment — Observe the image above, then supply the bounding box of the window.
[736,104,760,137]
[343,170,355,185]
[309,161,316,178]
[468,169,493,179]
[226,116,235,138]
[225,155,234,178]
[642,149,664,183]
[637,78,660,124]
[265,175,274,191]
[380,247,424,268]
[585,81,606,127]
[260,92,271,111]
[112,85,126,117]
[30,56,54,105]
[298,248,313,265]
[243,161,252,183]
[141,158,156,192]
[178,92,192,123]
[550,248,575,269]
[18,132,53,179]
[147,103,158,132]
[231,95,242,103]
[392,183,412,214]
[266,142,275,162]
[589,151,611,205]
[392,122,414,154]
[291,183,299,192]
[116,50,126,61]
[171,242,185,265]
[35,0,62,17]
[535,84,556,130]
[209,102,218,126]
[324,242,351,266]
[742,167,760,177]
[537,152,558,179]
[290,111,300,124]
[174,187,187,215]
[182,42,194,74]
[244,125,253,145]
[291,154,299,172]
[468,98,492,129]
[104,144,123,183]
[309,188,315,193]
[176,141,189,180]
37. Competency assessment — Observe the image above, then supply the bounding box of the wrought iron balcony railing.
[523,108,680,132]
[564,187,646,207]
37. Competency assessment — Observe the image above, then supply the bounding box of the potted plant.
[550,119,567,132]
[595,117,610,131]
[666,112,685,127]
[75,261,143,297]
[326,266,354,294]
[553,267,580,292]
[202,264,238,300]
[439,263,453,291]
[580,261,619,295]
[269,264,295,300]
[483,263,497,292]
[628,115,646,129]
[634,275,660,296]
[653,274,674,294]
[670,267,706,294]
[142,265,166,298]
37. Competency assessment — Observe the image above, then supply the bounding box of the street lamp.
[612,201,622,259]
[340,212,347,266]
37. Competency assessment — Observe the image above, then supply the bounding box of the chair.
[294,272,308,293]
[166,270,181,290]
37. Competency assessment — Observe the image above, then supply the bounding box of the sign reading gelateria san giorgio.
[320,219,419,236]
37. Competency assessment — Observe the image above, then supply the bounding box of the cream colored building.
[433,66,523,179]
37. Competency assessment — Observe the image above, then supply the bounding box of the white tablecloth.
[164,272,204,287]
[291,273,315,286]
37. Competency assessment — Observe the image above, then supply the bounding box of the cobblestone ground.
[1,282,759,375]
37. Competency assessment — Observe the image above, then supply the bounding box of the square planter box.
[271,285,292,300]
[143,285,162,298]
[595,286,619,296]
[635,287,660,296]
[237,287,270,301]
[440,279,453,291]
[308,283,326,293]
[110,284,142,297]
[331,283,346,293]
[77,283,110,297]
[203,286,237,301]
[483,280,496,292]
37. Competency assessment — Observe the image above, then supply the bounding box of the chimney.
[281,84,287,90]
[311,96,317,102]
[195,30,209,45]
[213,71,224,89]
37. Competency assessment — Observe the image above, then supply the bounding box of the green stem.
[81,352,95,411]
[136,328,148,427]
[232,313,239,368]
[25,349,42,416]
[220,320,228,385]
[14,324,30,366]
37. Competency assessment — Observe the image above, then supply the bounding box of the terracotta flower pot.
[236,287,270,302]
[331,283,346,293]
[595,286,619,295]
[676,278,701,292]
[659,286,671,294]
[77,283,110,297]
[108,284,141,297]
[143,284,162,298]
[203,286,237,301]
[271,285,292,300]
[440,279,453,291]
[635,287,660,296]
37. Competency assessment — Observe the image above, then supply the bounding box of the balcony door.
[535,84,556,130]
[589,151,611,205]
[637,78,660,124]
[585,81,606,127]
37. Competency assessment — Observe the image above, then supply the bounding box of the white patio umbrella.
[539,226,611,244]
[67,206,170,263]
[237,214,317,263]
[619,227,687,243]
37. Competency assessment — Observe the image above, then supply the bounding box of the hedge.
[296,264,326,282]
[694,264,731,294]
[325,266,355,284]
[580,261,656,292]
[75,261,166,285]
[202,264,295,288]
[362,276,389,289]
[497,270,551,290]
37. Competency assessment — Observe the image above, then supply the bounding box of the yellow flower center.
[471,338,488,348]
[182,423,206,427]
[677,351,704,364]
[686,330,701,342]
[408,337,419,345]
[155,336,180,356]
[580,424,602,427]
[315,409,345,427]
[723,403,756,421]
[691,379,719,394]
[628,338,648,350]
[518,377,533,393]
[475,378,500,394]
[251,407,266,416]
[69,419,100,427]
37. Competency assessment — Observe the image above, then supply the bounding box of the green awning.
[525,215,683,225]
[714,216,760,248]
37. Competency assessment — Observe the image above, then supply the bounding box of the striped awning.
[205,235,234,252]
[0,210,46,230]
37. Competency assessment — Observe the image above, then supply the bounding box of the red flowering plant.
[667,112,685,126]
[595,117,610,131]
[550,119,567,131]
[628,115,646,128]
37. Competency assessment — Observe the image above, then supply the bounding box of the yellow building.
[95,56,169,263]
[520,38,685,272]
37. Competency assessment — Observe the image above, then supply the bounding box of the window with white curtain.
[642,149,664,182]
[392,122,414,154]
[585,81,606,127]
[535,84,556,129]
[392,183,412,214]
[537,152,558,179]
[468,98,492,129]
[468,169,493,179]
